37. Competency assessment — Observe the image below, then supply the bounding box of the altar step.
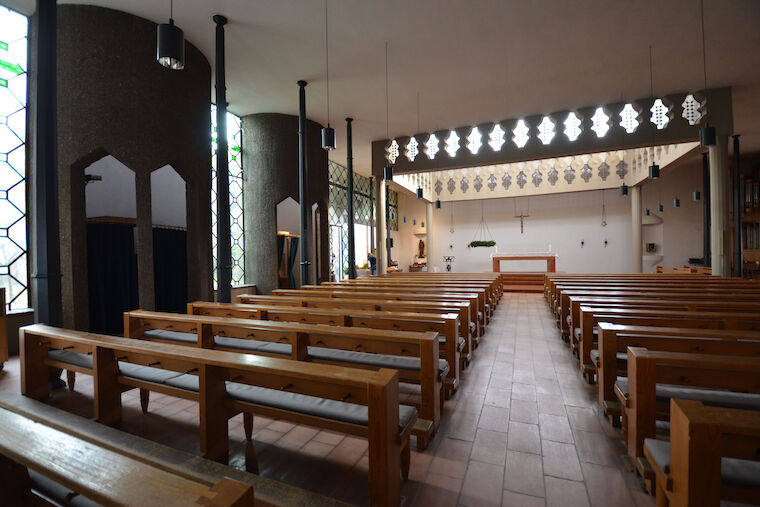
[499,272,545,293]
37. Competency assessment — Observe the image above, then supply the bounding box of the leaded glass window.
[0,7,28,311]
[211,106,245,289]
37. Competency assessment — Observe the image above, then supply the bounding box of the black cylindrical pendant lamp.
[693,190,701,201]
[658,203,664,212]
[620,184,628,196]
[321,125,336,150]
[416,187,423,199]
[157,11,184,70]
[649,163,660,179]
[645,208,651,216]
[384,165,393,181]
[700,122,716,147]
[673,197,680,208]
[436,199,441,209]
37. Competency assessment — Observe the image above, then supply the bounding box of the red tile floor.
[0,294,666,505]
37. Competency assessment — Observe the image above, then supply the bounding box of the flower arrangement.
[468,240,496,248]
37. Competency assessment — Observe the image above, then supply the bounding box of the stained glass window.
[0,7,28,311]
[211,106,245,289]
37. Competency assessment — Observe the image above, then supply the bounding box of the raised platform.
[499,272,545,293]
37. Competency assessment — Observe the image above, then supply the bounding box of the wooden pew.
[645,399,760,506]
[234,293,475,359]
[595,323,760,421]
[273,288,483,338]
[543,273,714,302]
[577,307,760,381]
[187,300,466,383]
[0,402,255,506]
[0,390,348,507]
[122,310,441,449]
[622,347,760,472]
[20,324,413,506]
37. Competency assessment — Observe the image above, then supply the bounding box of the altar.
[491,252,558,272]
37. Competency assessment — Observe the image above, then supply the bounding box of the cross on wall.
[514,211,529,234]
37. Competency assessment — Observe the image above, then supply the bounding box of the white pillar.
[426,202,434,272]
[631,185,642,273]
[709,134,730,277]
[375,178,387,275]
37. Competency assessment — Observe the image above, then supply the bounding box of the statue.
[418,239,425,259]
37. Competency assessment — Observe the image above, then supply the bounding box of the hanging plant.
[469,240,496,248]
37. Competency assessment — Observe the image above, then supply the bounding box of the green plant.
[358,262,369,270]
[468,240,496,248]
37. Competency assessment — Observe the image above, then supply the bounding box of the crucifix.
[514,210,529,234]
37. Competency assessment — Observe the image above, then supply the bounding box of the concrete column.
[375,178,387,274]
[709,134,730,277]
[631,185,642,273]
[426,202,434,272]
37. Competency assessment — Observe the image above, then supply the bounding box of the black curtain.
[87,222,139,334]
[153,227,188,313]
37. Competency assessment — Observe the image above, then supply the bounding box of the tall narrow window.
[0,7,28,310]
[211,106,245,289]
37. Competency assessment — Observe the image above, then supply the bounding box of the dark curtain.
[288,237,299,288]
[87,222,139,334]
[153,227,188,313]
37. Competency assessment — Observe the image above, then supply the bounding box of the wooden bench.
[0,390,348,507]
[645,399,760,506]
[0,404,254,506]
[188,300,466,383]
[122,310,441,449]
[595,323,760,421]
[20,324,413,506]
[621,347,760,472]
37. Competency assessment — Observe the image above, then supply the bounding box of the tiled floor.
[0,293,656,506]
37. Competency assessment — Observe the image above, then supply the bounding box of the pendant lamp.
[157,0,184,70]
[320,0,335,149]
[620,184,629,196]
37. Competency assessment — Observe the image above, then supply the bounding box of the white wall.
[85,155,136,219]
[151,165,186,228]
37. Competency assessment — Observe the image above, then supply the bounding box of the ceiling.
[9,0,760,175]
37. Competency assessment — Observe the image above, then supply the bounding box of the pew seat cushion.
[644,438,760,489]
[226,382,417,432]
[29,470,100,507]
[614,378,760,411]
[47,349,93,369]
[469,322,476,334]
[439,336,466,351]
[574,328,598,340]
[144,329,198,344]
[215,336,291,355]
[118,362,185,384]
[589,349,627,365]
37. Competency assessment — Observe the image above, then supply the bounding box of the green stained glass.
[0,42,7,51]
[0,79,6,88]
[0,60,22,75]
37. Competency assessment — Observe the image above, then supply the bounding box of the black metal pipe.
[369,176,375,252]
[31,0,62,326]
[385,184,391,267]
[297,80,310,286]
[702,151,711,267]
[213,15,232,302]
[732,135,742,277]
[345,118,356,279]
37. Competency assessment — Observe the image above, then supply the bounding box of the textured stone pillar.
[709,134,730,277]
[375,178,387,275]
[242,113,328,293]
[426,202,434,272]
[631,185,642,273]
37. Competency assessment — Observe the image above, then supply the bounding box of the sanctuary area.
[0,1,759,506]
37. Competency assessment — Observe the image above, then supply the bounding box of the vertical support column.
[426,202,434,272]
[297,81,310,286]
[369,176,375,252]
[702,152,711,267]
[385,185,392,269]
[732,135,742,277]
[346,118,356,279]
[135,171,155,310]
[214,15,232,302]
[709,135,730,277]
[375,177,387,275]
[30,0,62,326]
[631,185,642,273]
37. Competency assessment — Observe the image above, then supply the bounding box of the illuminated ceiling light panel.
[590,107,610,138]
[425,133,439,159]
[512,119,530,148]
[619,103,639,134]
[405,136,419,161]
[563,112,582,141]
[386,139,399,163]
[681,94,703,126]
[466,127,482,154]
[445,130,460,157]
[650,98,670,130]
[537,116,555,145]
[488,124,506,151]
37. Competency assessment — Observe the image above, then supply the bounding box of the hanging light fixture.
[693,190,701,201]
[620,183,629,196]
[646,208,651,216]
[698,0,716,147]
[600,190,607,227]
[436,199,441,209]
[320,0,336,149]
[658,203,664,213]
[157,0,185,70]
[416,174,423,199]
[647,46,660,179]
[649,160,660,179]
[674,197,681,208]
[383,41,393,181]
